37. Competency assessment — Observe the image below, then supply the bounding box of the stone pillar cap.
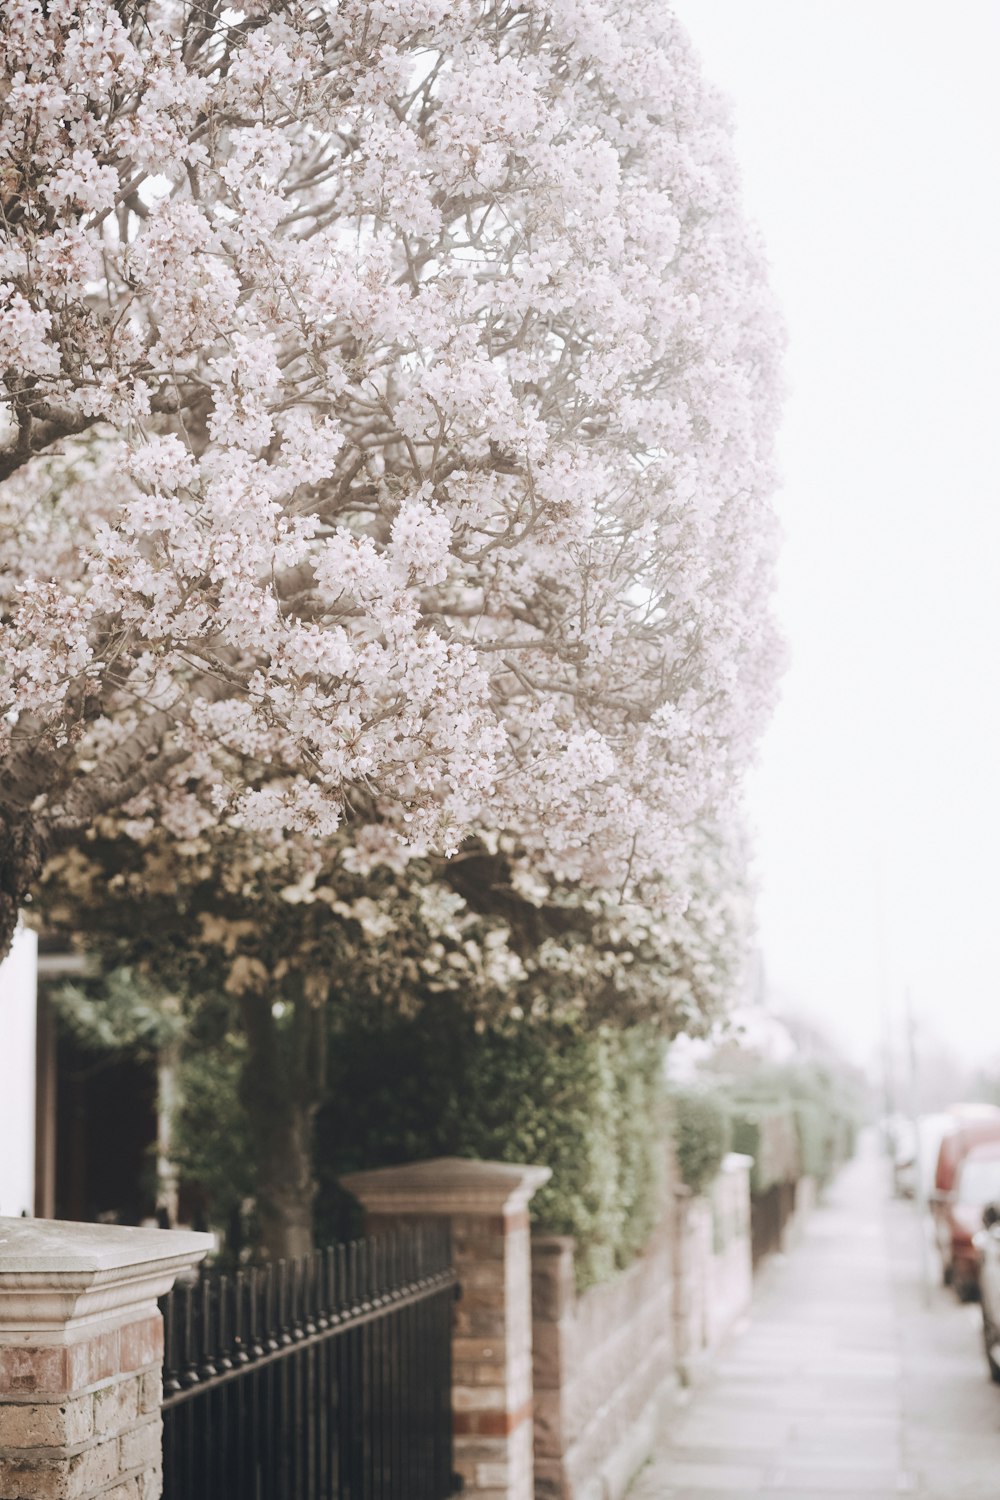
[722,1152,755,1172]
[342,1156,551,1216]
[0,1217,213,1335]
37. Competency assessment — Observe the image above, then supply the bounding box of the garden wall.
[531,1153,754,1500]
[531,1216,674,1500]
[674,1153,753,1384]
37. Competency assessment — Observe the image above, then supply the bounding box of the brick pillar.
[342,1157,551,1500]
[528,1236,575,1499]
[0,1216,211,1500]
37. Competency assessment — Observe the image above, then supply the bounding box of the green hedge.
[793,1098,831,1183]
[726,1102,800,1194]
[694,1058,862,1196]
[173,1036,255,1231]
[670,1089,732,1195]
[316,1006,667,1288]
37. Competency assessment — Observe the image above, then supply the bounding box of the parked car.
[975,1200,1000,1382]
[940,1143,1000,1300]
[930,1108,1000,1297]
[916,1111,962,1204]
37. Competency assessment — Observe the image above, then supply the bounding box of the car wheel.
[983,1314,1000,1385]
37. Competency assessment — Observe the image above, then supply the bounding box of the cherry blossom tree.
[1,0,782,958]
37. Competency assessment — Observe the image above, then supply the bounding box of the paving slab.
[630,1137,1000,1498]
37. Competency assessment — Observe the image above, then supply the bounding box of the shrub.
[316,1004,668,1288]
[670,1089,732,1195]
[793,1099,831,1183]
[726,1103,801,1194]
[172,1037,255,1238]
[708,1056,863,1195]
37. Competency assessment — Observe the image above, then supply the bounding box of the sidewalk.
[629,1138,1000,1498]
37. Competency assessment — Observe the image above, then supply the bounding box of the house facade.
[0,925,37,1217]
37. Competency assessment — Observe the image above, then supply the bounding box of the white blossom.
[0,0,782,934]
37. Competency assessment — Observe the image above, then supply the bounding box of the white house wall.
[0,926,37,1217]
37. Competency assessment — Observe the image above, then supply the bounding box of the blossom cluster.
[0,0,782,920]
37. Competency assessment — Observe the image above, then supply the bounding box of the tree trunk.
[239,989,320,1260]
[253,1102,318,1261]
[0,807,45,961]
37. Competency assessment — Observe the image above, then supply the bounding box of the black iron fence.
[160,1226,459,1500]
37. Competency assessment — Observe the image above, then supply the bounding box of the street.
[631,1137,1000,1498]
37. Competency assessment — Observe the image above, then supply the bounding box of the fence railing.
[160,1225,459,1500]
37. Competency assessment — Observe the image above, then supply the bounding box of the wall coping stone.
[0,1218,213,1337]
[342,1157,551,1217]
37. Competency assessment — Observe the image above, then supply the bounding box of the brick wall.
[531,1215,676,1500]
[0,1314,164,1500]
[0,1218,210,1500]
[532,1153,755,1499]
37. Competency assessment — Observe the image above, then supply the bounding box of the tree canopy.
[1,0,782,956]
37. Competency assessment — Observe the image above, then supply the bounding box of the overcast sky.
[675,2,1000,1071]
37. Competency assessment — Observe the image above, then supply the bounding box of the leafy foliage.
[171,1034,256,1240]
[52,967,184,1059]
[318,1006,668,1288]
[38,822,749,1040]
[670,1087,732,1195]
[726,1104,799,1195]
[700,1057,863,1195]
[36,819,746,1257]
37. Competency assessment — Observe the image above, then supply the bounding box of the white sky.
[675,3,1000,1070]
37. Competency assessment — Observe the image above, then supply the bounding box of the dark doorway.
[54,1025,158,1225]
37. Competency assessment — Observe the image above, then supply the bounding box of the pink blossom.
[0,0,783,931]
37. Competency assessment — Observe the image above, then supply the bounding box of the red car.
[932,1114,1000,1299]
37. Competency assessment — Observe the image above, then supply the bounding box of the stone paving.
[629,1137,1000,1498]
